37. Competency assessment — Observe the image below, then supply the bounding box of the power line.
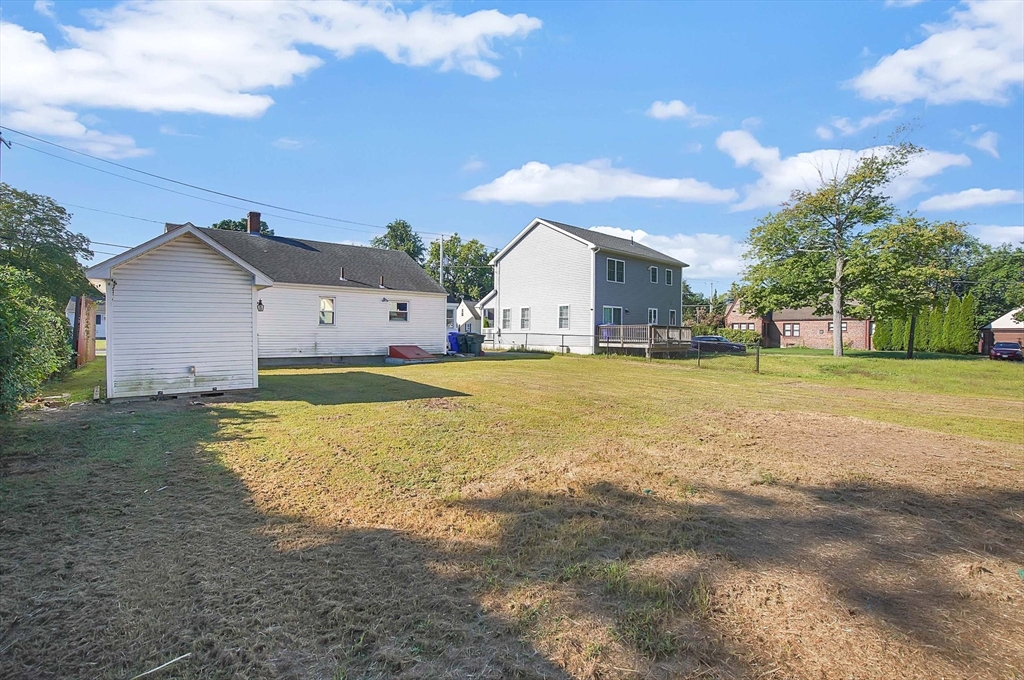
[61,202,164,225]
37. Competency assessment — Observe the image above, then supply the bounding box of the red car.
[989,341,1023,361]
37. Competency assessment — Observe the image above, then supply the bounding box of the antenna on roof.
[630,235,634,244]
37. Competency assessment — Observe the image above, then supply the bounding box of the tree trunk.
[906,314,917,360]
[833,257,844,357]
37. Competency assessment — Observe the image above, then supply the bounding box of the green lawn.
[2,353,1022,679]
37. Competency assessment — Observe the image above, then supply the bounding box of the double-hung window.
[501,308,511,330]
[607,258,625,283]
[389,301,409,322]
[319,297,335,325]
[827,321,847,332]
[649,266,658,284]
[665,269,673,286]
[783,323,801,337]
[669,309,678,326]
[648,308,658,324]
[446,307,455,328]
[602,306,623,325]
[520,307,531,329]
[558,305,570,329]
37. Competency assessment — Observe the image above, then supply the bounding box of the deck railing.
[595,324,692,355]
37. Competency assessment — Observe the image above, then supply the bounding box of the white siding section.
[256,283,447,357]
[493,224,594,353]
[108,233,256,398]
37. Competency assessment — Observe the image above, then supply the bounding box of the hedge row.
[872,293,978,354]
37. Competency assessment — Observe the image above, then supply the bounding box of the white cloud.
[851,0,1024,105]
[918,188,1024,210]
[462,157,486,172]
[970,224,1024,246]
[716,129,971,211]
[815,125,835,140]
[158,124,199,138]
[33,0,55,18]
[589,226,747,280]
[884,0,928,7]
[3,105,149,158]
[966,130,1000,158]
[645,100,715,125]
[272,137,304,150]
[819,107,903,137]
[0,1,541,157]
[461,159,738,205]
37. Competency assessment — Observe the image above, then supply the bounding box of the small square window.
[665,269,673,286]
[649,267,658,284]
[319,297,335,325]
[558,305,570,329]
[520,307,530,329]
[389,300,409,322]
[501,308,511,330]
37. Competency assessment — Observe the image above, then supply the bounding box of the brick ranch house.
[724,300,873,350]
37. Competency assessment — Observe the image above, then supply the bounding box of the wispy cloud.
[272,137,304,150]
[590,226,747,280]
[970,224,1024,246]
[815,107,902,139]
[645,100,715,125]
[966,130,1000,158]
[462,159,737,205]
[918,188,1024,211]
[158,124,199,138]
[461,156,485,172]
[33,0,55,18]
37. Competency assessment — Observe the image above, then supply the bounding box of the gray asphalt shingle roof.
[541,219,687,267]
[198,227,445,294]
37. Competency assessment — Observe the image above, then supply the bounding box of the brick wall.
[771,318,872,349]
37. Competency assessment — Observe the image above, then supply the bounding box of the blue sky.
[1,0,1022,294]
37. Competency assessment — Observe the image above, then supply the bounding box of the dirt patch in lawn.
[2,400,1022,679]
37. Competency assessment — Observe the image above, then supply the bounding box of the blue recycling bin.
[447,331,461,353]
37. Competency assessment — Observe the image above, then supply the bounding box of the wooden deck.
[595,324,692,359]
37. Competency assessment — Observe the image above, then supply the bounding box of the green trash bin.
[456,334,470,354]
[466,333,485,355]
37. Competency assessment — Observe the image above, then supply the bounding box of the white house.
[65,299,106,339]
[479,218,687,353]
[86,213,447,399]
[455,299,481,333]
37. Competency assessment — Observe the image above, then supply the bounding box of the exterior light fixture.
[257,299,265,312]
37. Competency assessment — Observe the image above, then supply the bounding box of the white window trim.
[607,257,625,284]
[558,304,570,330]
[602,306,623,325]
[648,307,658,324]
[665,269,673,286]
[669,309,677,326]
[649,266,658,284]
[319,296,336,326]
[389,300,410,322]
[520,307,531,330]
[501,308,511,330]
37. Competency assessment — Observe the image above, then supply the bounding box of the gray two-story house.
[478,218,688,353]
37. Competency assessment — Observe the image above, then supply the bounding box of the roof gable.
[985,307,1024,329]
[541,219,687,267]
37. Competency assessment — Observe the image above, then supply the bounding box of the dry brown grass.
[2,354,1022,679]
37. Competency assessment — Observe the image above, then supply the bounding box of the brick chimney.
[247,211,262,235]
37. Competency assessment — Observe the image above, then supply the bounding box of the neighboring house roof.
[984,307,1024,330]
[199,227,445,294]
[447,294,461,304]
[458,299,481,320]
[543,219,686,267]
[490,217,686,267]
[770,307,867,321]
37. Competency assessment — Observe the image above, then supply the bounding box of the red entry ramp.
[388,345,437,362]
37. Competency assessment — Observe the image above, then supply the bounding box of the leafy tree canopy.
[739,139,921,356]
[425,233,496,301]
[369,219,424,263]
[0,183,95,309]
[960,241,1024,325]
[210,217,274,236]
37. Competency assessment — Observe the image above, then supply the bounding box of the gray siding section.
[594,253,682,326]
[493,224,594,352]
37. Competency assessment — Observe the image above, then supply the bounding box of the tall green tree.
[740,141,921,356]
[927,306,944,352]
[941,295,960,353]
[956,292,979,354]
[851,217,968,358]
[872,318,892,350]
[960,242,1024,325]
[680,280,709,323]
[369,219,424,264]
[425,233,496,300]
[210,217,274,236]
[0,266,72,414]
[0,183,94,309]
[891,317,905,351]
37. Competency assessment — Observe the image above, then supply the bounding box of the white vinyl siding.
[255,283,445,357]
[492,222,593,352]
[107,233,256,398]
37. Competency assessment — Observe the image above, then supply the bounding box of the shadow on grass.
[0,402,567,680]
[258,371,470,406]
